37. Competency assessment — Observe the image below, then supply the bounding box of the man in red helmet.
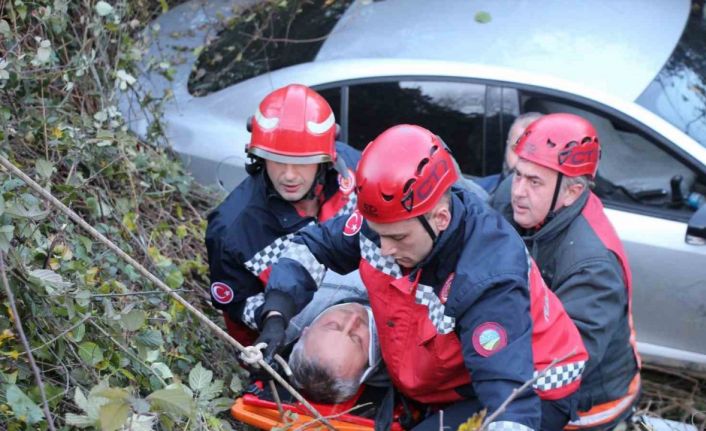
[251,124,589,430]
[490,113,641,430]
[205,84,361,346]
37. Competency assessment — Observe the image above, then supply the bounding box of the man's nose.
[283,164,298,179]
[512,177,527,198]
[343,313,362,335]
[380,238,396,256]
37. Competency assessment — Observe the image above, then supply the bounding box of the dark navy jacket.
[205,142,360,333]
[491,177,640,413]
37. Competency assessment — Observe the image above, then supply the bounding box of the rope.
[0,155,334,431]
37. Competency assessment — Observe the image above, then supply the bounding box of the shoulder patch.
[338,168,356,195]
[211,282,234,305]
[343,209,363,236]
[440,272,455,304]
[472,322,507,357]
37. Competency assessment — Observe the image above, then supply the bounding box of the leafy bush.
[0,0,243,429]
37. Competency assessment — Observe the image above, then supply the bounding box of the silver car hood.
[317,0,690,102]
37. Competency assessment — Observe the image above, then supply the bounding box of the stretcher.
[231,383,408,430]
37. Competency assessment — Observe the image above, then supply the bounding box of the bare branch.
[0,251,58,431]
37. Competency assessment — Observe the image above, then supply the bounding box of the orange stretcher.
[231,386,407,431]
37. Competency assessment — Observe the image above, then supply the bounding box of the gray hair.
[287,337,363,403]
[507,112,544,147]
[560,174,593,192]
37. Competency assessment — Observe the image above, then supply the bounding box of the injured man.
[287,301,385,403]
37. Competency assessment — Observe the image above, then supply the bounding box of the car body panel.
[318,0,690,102]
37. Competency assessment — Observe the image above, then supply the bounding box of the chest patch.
[472,322,507,357]
[343,209,363,236]
[211,282,234,305]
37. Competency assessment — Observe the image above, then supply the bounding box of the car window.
[320,80,505,177]
[522,96,706,220]
[188,0,353,97]
[636,9,706,149]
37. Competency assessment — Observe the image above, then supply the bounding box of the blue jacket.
[205,142,360,331]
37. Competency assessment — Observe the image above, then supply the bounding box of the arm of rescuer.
[449,205,541,429]
[255,211,364,358]
[205,202,266,332]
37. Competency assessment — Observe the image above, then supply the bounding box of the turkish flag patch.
[338,168,356,195]
[472,322,507,357]
[343,209,363,236]
[211,282,234,305]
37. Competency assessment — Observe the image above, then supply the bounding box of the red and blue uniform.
[205,142,360,344]
[260,187,588,430]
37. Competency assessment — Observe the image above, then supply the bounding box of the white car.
[120,0,706,372]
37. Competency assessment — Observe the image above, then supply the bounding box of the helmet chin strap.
[543,172,564,226]
[417,215,437,243]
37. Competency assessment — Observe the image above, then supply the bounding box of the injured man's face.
[288,302,381,403]
[302,302,370,380]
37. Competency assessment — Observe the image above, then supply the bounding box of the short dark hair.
[288,338,362,403]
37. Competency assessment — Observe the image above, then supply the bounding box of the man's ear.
[562,183,585,207]
[432,205,452,232]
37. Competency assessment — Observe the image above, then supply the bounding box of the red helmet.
[247,84,336,164]
[355,125,459,223]
[514,113,601,178]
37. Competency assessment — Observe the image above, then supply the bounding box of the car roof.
[316,0,690,102]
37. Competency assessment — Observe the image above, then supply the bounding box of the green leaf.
[99,400,130,431]
[188,362,213,392]
[0,19,10,38]
[229,375,243,395]
[4,200,49,220]
[78,341,104,366]
[74,386,91,414]
[95,0,113,16]
[165,269,184,289]
[136,329,163,349]
[0,225,13,252]
[35,39,52,64]
[198,379,223,402]
[147,385,194,418]
[211,397,234,413]
[120,309,146,331]
[159,0,169,13]
[35,158,54,179]
[95,387,129,401]
[6,384,44,424]
[474,11,492,23]
[150,362,173,380]
[65,412,96,427]
[28,268,73,292]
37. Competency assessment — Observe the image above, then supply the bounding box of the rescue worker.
[250,124,589,430]
[205,84,361,345]
[490,113,641,430]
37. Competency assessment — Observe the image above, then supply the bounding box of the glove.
[240,314,287,383]
[255,313,286,363]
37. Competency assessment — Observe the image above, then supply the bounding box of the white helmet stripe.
[306,112,335,134]
[254,108,279,130]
